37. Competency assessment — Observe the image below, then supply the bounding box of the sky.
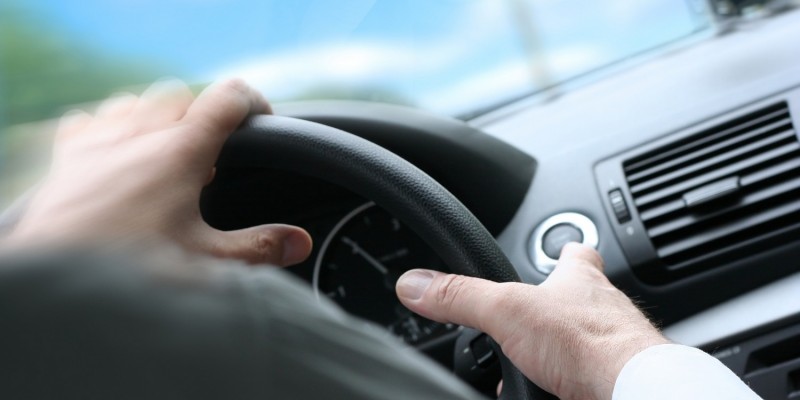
[6,0,713,115]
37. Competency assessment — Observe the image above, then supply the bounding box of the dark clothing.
[0,247,482,399]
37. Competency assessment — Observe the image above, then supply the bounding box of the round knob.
[529,213,599,275]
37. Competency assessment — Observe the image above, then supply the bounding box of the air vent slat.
[639,199,685,223]
[740,157,800,187]
[627,118,793,185]
[664,221,800,273]
[647,174,800,239]
[634,141,800,209]
[655,199,800,260]
[621,102,800,280]
[639,158,800,226]
[630,128,796,195]
[624,106,789,173]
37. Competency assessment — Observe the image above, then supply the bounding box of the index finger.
[183,79,272,145]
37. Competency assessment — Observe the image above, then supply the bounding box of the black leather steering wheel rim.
[216,115,555,400]
[219,115,518,282]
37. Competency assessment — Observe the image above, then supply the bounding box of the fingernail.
[396,270,434,300]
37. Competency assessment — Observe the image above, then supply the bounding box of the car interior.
[2,1,799,399]
[200,4,800,399]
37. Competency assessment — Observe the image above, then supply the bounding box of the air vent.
[623,102,800,272]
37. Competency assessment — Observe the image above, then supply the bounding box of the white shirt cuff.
[612,343,762,400]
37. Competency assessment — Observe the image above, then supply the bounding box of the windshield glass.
[0,0,713,205]
[2,1,713,122]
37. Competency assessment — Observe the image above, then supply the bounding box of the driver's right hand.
[396,242,670,400]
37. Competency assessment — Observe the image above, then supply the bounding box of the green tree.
[0,3,166,127]
[0,2,169,206]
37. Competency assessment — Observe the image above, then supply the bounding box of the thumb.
[396,269,526,336]
[191,223,312,266]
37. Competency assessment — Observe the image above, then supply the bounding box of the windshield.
[0,0,713,205]
[2,1,713,121]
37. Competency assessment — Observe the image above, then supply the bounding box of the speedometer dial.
[313,202,456,345]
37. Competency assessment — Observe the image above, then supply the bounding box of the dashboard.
[201,9,800,400]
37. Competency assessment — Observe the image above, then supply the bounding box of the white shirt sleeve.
[612,344,762,400]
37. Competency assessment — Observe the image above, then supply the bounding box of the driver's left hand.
[4,79,312,266]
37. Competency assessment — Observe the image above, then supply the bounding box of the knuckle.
[572,244,595,258]
[435,274,469,311]
[252,231,281,264]
[220,78,249,96]
[567,244,604,270]
[106,92,137,105]
[586,249,605,269]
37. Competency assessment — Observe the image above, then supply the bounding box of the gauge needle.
[341,236,389,275]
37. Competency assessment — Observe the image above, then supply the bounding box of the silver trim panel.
[528,212,599,275]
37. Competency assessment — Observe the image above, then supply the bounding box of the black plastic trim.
[276,101,537,236]
[595,89,800,285]
[705,316,800,400]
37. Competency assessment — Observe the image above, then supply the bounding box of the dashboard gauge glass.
[314,202,456,345]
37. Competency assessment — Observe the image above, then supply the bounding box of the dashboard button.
[609,189,631,223]
[529,213,599,275]
[542,223,583,259]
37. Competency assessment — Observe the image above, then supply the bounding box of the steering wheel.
[215,115,557,400]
